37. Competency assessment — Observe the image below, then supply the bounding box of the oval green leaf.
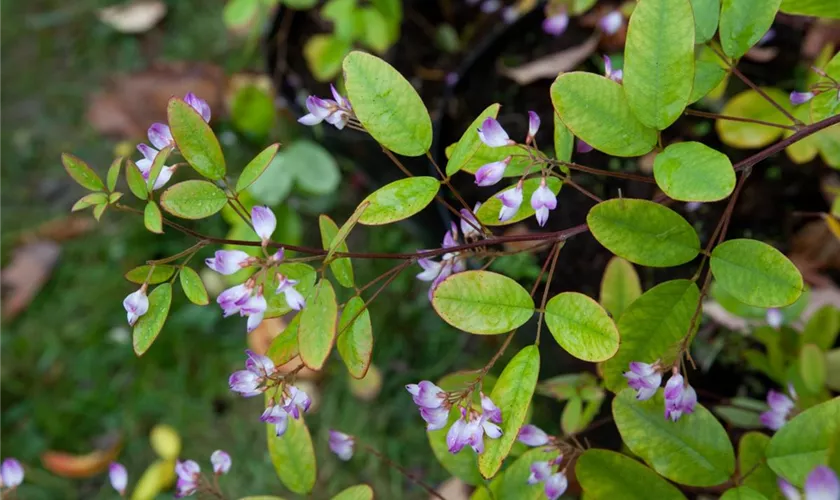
[479,345,540,478]
[331,484,373,500]
[343,51,433,156]
[179,266,209,306]
[800,343,826,395]
[62,153,105,191]
[599,256,642,320]
[576,449,688,500]
[126,159,149,200]
[159,180,228,220]
[432,271,535,335]
[710,239,803,307]
[297,279,337,370]
[266,400,316,494]
[357,176,440,226]
[319,215,354,288]
[554,113,574,163]
[267,316,300,366]
[133,284,173,356]
[720,487,768,500]
[719,0,781,59]
[739,432,781,498]
[144,202,163,234]
[654,142,735,202]
[338,296,373,379]
[802,305,840,351]
[72,193,108,212]
[587,199,700,267]
[476,177,562,226]
[472,448,558,500]
[623,0,695,129]
[106,157,122,192]
[446,103,501,176]
[766,398,840,486]
[265,263,317,319]
[690,0,720,43]
[780,0,840,17]
[167,98,226,180]
[603,280,700,391]
[237,143,279,192]
[125,265,176,285]
[690,58,728,104]
[551,72,657,157]
[613,389,736,486]
[544,292,620,362]
[717,88,790,148]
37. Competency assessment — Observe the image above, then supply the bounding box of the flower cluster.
[529,457,568,500]
[1,458,23,491]
[416,223,468,298]
[229,350,311,437]
[328,431,355,461]
[779,465,839,500]
[623,362,696,421]
[298,85,353,130]
[172,451,231,498]
[760,386,796,431]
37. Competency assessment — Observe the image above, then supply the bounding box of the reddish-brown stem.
[536,157,656,184]
[684,109,797,131]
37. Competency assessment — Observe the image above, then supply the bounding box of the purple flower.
[135,144,175,190]
[239,290,267,333]
[123,287,149,326]
[275,274,305,311]
[497,184,524,222]
[251,206,276,243]
[1,459,24,489]
[184,92,211,122]
[174,460,201,498]
[685,201,703,212]
[459,203,482,240]
[109,462,127,496]
[271,248,285,263]
[544,472,569,500]
[406,380,446,409]
[663,374,697,422]
[531,178,557,227]
[778,477,801,500]
[766,308,783,329]
[779,465,840,500]
[330,84,351,111]
[518,424,550,447]
[245,349,275,375]
[217,283,252,317]
[481,393,502,424]
[261,405,290,437]
[760,389,795,431]
[528,461,553,485]
[478,117,513,147]
[416,225,467,298]
[604,56,623,83]
[283,385,312,419]
[298,96,334,126]
[527,111,541,142]
[475,158,511,186]
[420,406,450,431]
[542,12,569,36]
[329,431,355,461]
[446,408,502,454]
[148,123,174,149]
[790,91,815,105]
[598,10,623,35]
[480,0,501,14]
[229,349,275,397]
[623,361,662,401]
[205,250,251,275]
[416,259,444,282]
[502,5,519,23]
[576,139,594,153]
[210,450,231,475]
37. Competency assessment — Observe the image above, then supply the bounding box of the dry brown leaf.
[19,215,94,244]
[789,219,840,288]
[433,477,469,500]
[87,62,226,139]
[98,1,167,34]
[1,241,61,321]
[41,434,122,478]
[500,35,600,85]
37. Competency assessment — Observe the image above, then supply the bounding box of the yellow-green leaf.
[445,103,501,176]
[716,88,790,149]
[126,159,149,200]
[338,296,373,379]
[710,239,803,307]
[599,256,642,319]
[179,266,208,306]
[576,449,688,500]
[331,484,373,500]
[62,153,105,191]
[298,279,337,370]
[125,265,176,285]
[739,432,779,498]
[719,0,781,59]
[319,215,354,288]
[160,180,228,220]
[144,202,163,234]
[357,177,440,225]
[107,157,122,192]
[653,142,735,202]
[237,143,279,192]
[544,292,620,362]
[133,284,172,356]
[266,399,316,494]
[168,98,225,180]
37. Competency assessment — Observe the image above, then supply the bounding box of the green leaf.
[780,0,840,17]
[690,0,720,43]
[133,284,173,356]
[716,88,790,148]
[802,305,840,351]
[159,180,228,220]
[93,203,108,221]
[554,113,574,163]
[811,90,840,124]
[266,401,316,494]
[249,141,339,204]
[719,0,781,59]
[459,144,536,178]
[479,345,540,478]
[167,98,225,180]
[537,372,599,401]
[264,263,317,319]
[297,279,337,370]
[237,144,279,193]
[267,316,301,366]
[125,265,176,285]
[800,343,826,393]
[599,256,642,320]
[576,449,688,500]
[623,0,695,129]
[825,348,840,392]
[304,34,351,82]
[551,72,657,157]
[428,407,483,485]
[223,0,259,28]
[284,0,318,8]
[125,159,149,200]
[713,405,764,429]
[331,484,373,500]
[653,142,735,202]
[710,239,803,307]
[231,85,276,139]
[72,193,108,212]
[179,267,208,306]
[319,215,354,288]
[62,153,105,191]
[357,177,439,225]
[106,157,122,192]
[357,8,391,53]
[445,103,501,176]
[338,296,373,379]
[343,51,433,156]
[603,280,700,391]
[561,396,584,435]
[766,398,840,486]
[720,487,768,500]
[475,177,562,226]
[587,199,700,267]
[472,448,559,500]
[544,292,620,362]
[147,145,173,190]
[690,58,728,104]
[613,389,736,486]
[326,202,368,265]
[739,432,780,498]
[144,202,163,234]
[108,192,122,204]
[432,271,535,335]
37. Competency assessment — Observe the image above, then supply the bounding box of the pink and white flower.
[598,10,623,35]
[543,12,569,36]
[283,385,312,419]
[135,144,175,190]
[779,465,839,500]
[459,203,482,240]
[531,178,557,227]
[760,388,796,431]
[205,250,252,275]
[446,402,503,455]
[604,55,623,83]
[420,406,450,431]
[329,431,355,461]
[790,91,815,105]
[148,123,174,149]
[275,274,306,311]
[261,404,290,437]
[174,460,201,498]
[478,117,514,147]
[663,374,697,422]
[527,111,541,143]
[123,286,149,326]
[623,361,662,401]
[251,206,276,244]
[229,349,276,397]
[184,92,211,122]
[239,289,267,333]
[766,308,784,329]
[210,450,231,476]
[1,459,24,489]
[577,139,594,153]
[217,283,252,317]
[544,472,569,500]
[475,158,510,186]
[497,183,524,222]
[298,85,352,130]
[406,380,446,409]
[518,424,550,447]
[109,462,128,496]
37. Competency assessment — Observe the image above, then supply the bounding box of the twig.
[684,109,797,131]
